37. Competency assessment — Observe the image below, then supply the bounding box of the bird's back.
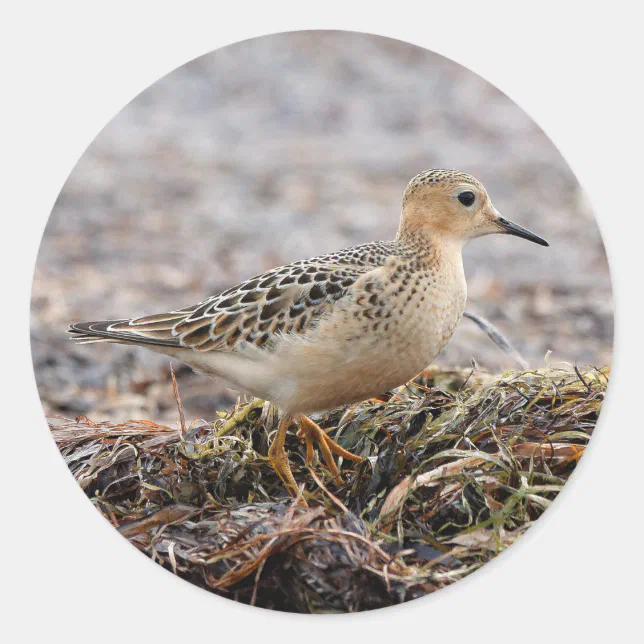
[69,237,467,413]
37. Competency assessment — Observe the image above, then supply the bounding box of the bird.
[68,169,548,502]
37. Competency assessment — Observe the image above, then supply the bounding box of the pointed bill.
[497,217,549,247]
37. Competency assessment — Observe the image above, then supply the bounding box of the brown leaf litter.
[49,364,607,613]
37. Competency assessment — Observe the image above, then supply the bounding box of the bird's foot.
[296,415,364,484]
[268,415,308,507]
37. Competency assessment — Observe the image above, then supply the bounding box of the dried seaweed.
[49,364,607,612]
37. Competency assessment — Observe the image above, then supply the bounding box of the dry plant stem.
[218,398,264,436]
[169,364,186,436]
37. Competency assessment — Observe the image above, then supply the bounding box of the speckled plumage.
[69,233,465,412]
[69,169,548,499]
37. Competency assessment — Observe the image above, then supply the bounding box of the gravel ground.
[31,31,613,422]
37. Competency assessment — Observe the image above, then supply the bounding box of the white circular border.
[4,2,641,641]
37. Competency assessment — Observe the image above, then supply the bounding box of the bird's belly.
[262,288,465,413]
[181,268,467,414]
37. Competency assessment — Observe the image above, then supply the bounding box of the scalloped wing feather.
[69,242,397,352]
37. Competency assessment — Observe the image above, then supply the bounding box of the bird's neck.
[395,226,465,269]
[397,203,467,257]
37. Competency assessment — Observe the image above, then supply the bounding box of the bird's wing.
[68,241,397,352]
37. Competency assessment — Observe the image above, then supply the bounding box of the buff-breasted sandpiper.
[69,169,548,500]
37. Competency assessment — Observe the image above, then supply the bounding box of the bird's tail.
[67,314,187,348]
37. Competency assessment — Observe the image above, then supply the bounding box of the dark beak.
[497,217,549,247]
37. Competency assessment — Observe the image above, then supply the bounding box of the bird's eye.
[457,191,476,207]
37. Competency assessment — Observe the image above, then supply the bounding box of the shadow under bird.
[69,169,548,502]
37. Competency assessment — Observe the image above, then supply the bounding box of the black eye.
[457,191,475,207]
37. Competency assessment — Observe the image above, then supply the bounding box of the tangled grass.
[50,364,606,612]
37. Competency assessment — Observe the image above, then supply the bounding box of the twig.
[574,365,592,393]
[463,311,528,369]
[170,363,186,437]
[307,467,350,514]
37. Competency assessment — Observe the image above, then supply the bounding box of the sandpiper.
[69,169,548,500]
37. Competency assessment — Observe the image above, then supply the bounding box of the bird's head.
[399,169,548,249]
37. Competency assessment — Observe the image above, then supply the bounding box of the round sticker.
[33,31,612,613]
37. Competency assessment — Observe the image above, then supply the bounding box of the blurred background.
[32,31,613,422]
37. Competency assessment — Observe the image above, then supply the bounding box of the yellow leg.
[296,415,364,484]
[268,415,307,506]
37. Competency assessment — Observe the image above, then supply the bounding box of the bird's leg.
[268,414,307,506]
[296,415,364,484]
